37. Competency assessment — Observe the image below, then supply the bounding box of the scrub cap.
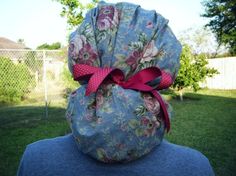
[66,1,181,163]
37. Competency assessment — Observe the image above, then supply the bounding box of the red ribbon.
[73,64,172,132]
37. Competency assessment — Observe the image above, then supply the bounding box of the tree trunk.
[179,89,183,101]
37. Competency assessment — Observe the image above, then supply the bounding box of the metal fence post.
[43,50,48,118]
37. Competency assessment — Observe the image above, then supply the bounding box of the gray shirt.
[17,134,214,176]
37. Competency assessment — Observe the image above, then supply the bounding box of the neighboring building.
[0,37,28,49]
[0,37,29,62]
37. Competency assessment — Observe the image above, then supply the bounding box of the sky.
[0,0,209,49]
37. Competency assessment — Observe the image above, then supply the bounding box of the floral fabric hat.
[66,1,181,163]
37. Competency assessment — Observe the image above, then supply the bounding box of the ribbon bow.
[73,64,172,132]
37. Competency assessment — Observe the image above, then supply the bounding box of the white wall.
[201,57,236,89]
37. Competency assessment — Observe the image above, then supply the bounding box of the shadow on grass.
[0,105,66,128]
[0,105,71,176]
[161,89,206,101]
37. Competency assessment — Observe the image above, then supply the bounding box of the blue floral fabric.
[66,1,181,163]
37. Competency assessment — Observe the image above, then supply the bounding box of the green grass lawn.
[0,89,235,176]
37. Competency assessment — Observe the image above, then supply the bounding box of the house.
[0,37,29,62]
[0,37,27,49]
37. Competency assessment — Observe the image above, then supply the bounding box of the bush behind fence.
[0,49,74,107]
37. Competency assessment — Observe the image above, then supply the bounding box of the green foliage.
[54,0,99,28]
[37,42,61,50]
[172,45,218,92]
[62,63,79,94]
[0,57,35,103]
[24,51,43,73]
[202,0,236,55]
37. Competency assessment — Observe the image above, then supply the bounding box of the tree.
[202,0,236,55]
[178,27,227,57]
[54,0,99,29]
[17,38,25,45]
[37,42,61,50]
[172,45,218,100]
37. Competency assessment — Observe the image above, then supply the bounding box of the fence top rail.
[207,56,236,62]
[0,49,65,52]
[210,57,236,60]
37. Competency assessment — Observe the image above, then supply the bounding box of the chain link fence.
[0,49,75,118]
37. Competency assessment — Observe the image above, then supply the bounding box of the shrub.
[172,45,218,100]
[61,63,80,97]
[24,51,43,73]
[0,57,35,103]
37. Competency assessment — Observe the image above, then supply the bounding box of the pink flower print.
[97,18,112,31]
[79,99,85,105]
[112,8,119,27]
[141,116,160,137]
[85,113,93,121]
[99,81,113,97]
[96,91,104,109]
[123,45,129,51]
[99,6,115,19]
[125,50,142,70]
[140,40,158,63]
[143,93,160,115]
[65,103,74,123]
[65,111,72,121]
[96,148,112,163]
[146,21,154,29]
[97,6,119,30]
[125,41,158,70]
[71,90,77,97]
[116,143,125,150]
[69,34,87,60]
[140,116,150,126]
[78,43,98,65]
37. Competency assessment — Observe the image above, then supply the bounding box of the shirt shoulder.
[17,136,215,176]
[155,140,215,176]
[17,134,79,176]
